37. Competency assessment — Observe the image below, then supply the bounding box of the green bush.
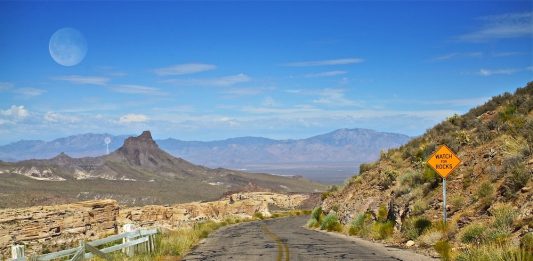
[371,221,394,240]
[320,212,342,232]
[400,170,425,188]
[434,240,452,261]
[377,204,388,222]
[359,162,376,174]
[311,207,322,222]
[253,212,264,220]
[306,218,320,228]
[476,181,494,206]
[456,244,533,261]
[521,233,533,251]
[307,207,323,228]
[422,166,440,188]
[377,170,396,189]
[491,203,517,231]
[460,223,486,244]
[402,216,432,240]
[349,213,373,237]
[449,195,466,211]
[503,163,531,197]
[412,199,429,215]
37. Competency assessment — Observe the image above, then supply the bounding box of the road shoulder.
[306,227,438,261]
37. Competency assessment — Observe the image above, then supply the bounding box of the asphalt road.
[184,215,434,261]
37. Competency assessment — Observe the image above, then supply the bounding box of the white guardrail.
[9,224,158,261]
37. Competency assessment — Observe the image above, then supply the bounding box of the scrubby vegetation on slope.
[320,82,533,260]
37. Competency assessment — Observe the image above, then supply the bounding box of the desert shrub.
[371,221,394,240]
[460,222,487,244]
[503,163,531,198]
[491,203,517,231]
[423,166,440,188]
[320,212,342,232]
[253,212,264,220]
[311,207,322,222]
[400,170,425,188]
[306,218,320,228]
[434,240,452,261]
[377,204,388,222]
[412,199,429,215]
[359,162,376,174]
[521,233,533,250]
[349,213,373,237]
[476,181,494,207]
[377,170,396,189]
[499,104,517,122]
[419,230,444,247]
[307,207,323,228]
[485,228,512,245]
[402,216,432,240]
[455,130,471,145]
[456,244,533,261]
[450,195,466,211]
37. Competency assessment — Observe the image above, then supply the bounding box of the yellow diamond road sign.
[427,145,461,179]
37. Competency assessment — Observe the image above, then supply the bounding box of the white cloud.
[222,87,274,97]
[0,82,14,91]
[432,52,483,61]
[479,68,520,76]
[261,96,278,107]
[164,73,251,87]
[111,84,165,95]
[0,83,45,97]
[154,63,216,76]
[119,114,148,123]
[13,87,46,97]
[54,75,110,85]
[44,112,79,123]
[458,12,533,42]
[304,70,347,78]
[1,105,29,119]
[313,88,361,107]
[285,89,302,94]
[285,58,363,67]
[491,51,525,57]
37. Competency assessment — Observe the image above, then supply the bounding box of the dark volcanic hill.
[0,131,325,208]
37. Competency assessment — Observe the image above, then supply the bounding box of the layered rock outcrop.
[0,200,118,257]
[120,192,310,230]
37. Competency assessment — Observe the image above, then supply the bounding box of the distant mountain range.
[0,128,410,183]
[0,131,325,208]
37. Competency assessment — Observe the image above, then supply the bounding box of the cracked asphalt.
[184,215,434,261]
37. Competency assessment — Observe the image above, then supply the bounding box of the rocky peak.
[122,131,157,149]
[113,131,170,166]
[51,152,73,165]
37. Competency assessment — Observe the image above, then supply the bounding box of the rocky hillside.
[321,83,532,258]
[0,131,325,208]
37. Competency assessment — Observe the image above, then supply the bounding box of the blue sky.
[0,1,532,144]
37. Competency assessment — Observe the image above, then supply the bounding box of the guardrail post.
[11,245,25,260]
[122,224,135,257]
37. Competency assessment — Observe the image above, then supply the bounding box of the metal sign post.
[443,178,446,224]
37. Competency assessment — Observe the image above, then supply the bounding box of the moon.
[49,27,87,66]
